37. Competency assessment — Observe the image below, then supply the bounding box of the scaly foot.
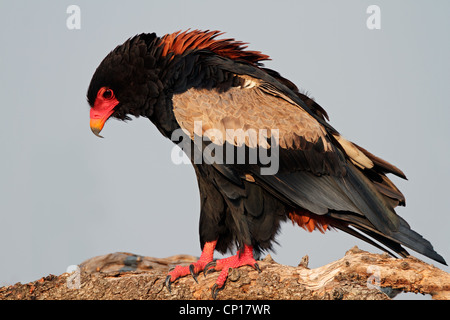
[204,244,261,299]
[165,240,216,292]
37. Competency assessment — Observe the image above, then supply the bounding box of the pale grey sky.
[1,1,449,299]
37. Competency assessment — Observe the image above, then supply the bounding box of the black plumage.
[87,30,446,295]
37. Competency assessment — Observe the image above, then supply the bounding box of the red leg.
[165,242,261,299]
[204,244,260,298]
[165,240,216,289]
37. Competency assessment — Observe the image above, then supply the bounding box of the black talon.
[254,262,261,273]
[189,264,198,283]
[211,283,223,300]
[204,261,216,277]
[165,275,172,293]
[205,268,216,276]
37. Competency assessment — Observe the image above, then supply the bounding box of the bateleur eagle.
[87,30,446,298]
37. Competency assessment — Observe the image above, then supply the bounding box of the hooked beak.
[89,98,119,138]
[90,118,105,138]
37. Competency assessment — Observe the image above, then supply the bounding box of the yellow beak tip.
[90,119,105,138]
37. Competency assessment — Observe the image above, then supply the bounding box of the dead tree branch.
[1,246,448,300]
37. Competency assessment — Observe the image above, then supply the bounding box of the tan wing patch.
[172,80,331,151]
[333,134,374,169]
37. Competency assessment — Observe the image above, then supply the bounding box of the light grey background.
[1,1,449,299]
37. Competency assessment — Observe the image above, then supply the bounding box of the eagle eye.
[102,88,114,100]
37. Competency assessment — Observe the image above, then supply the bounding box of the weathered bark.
[1,246,448,300]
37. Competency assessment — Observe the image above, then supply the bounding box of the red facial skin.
[90,87,119,137]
